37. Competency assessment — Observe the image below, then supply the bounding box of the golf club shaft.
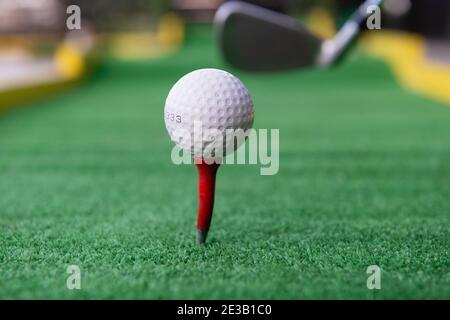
[318,0,383,67]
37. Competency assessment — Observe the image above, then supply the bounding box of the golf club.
[215,0,383,71]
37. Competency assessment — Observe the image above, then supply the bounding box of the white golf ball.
[164,68,254,159]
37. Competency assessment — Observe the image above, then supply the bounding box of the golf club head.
[214,1,323,72]
[317,0,384,67]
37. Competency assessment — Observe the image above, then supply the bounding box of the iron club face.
[214,1,322,72]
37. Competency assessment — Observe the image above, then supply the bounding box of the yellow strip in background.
[306,6,336,40]
[0,36,93,114]
[109,13,184,60]
[0,79,80,113]
[361,31,450,105]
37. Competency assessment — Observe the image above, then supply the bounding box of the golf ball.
[164,68,254,159]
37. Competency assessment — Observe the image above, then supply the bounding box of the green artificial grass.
[0,26,449,299]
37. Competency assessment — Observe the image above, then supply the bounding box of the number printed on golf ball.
[164,68,254,158]
[166,112,182,123]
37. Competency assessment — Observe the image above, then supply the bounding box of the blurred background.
[0,0,449,108]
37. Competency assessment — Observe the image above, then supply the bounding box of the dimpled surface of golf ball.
[164,68,254,158]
